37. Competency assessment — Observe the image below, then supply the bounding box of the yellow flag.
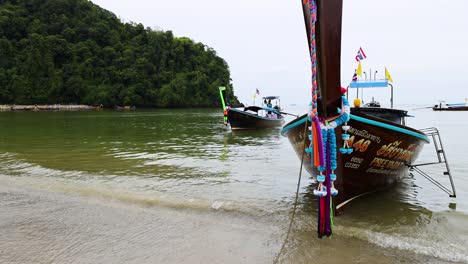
[357,61,363,77]
[253,93,257,99]
[385,67,394,83]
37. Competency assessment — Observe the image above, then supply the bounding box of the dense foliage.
[0,0,239,107]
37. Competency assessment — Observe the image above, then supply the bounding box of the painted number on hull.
[348,136,371,152]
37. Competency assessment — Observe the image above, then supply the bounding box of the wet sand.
[2,182,464,264]
[0,184,279,264]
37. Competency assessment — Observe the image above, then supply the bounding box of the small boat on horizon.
[433,100,468,111]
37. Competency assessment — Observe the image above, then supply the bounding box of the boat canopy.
[447,102,468,107]
[349,80,389,88]
[348,79,394,108]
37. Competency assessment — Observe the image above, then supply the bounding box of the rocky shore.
[0,104,102,111]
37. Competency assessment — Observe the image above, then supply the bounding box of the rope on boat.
[273,120,309,264]
[335,190,379,210]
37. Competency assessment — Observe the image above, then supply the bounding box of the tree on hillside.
[0,0,240,107]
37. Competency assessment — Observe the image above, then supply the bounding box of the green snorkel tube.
[219,87,228,125]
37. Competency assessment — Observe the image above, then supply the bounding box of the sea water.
[0,108,466,263]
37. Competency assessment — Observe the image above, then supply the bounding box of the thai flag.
[352,71,358,82]
[355,47,367,62]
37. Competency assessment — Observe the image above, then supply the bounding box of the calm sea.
[0,108,466,263]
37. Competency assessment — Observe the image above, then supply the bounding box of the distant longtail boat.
[433,100,468,111]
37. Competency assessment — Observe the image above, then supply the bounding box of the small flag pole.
[219,87,228,124]
[219,87,226,110]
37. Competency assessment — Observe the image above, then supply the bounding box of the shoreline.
[0,104,104,111]
[0,104,244,111]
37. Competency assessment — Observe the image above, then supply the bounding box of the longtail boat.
[433,100,468,111]
[281,0,429,237]
[219,87,284,129]
[227,105,284,129]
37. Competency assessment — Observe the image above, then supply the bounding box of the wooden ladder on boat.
[409,127,456,197]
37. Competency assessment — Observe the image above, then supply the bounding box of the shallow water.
[0,108,466,263]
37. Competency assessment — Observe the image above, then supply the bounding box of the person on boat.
[264,99,272,118]
[270,103,280,119]
[223,103,230,125]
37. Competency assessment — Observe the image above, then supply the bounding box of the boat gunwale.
[229,108,284,121]
[281,111,429,143]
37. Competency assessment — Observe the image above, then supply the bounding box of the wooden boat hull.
[433,106,468,111]
[281,111,429,207]
[228,108,284,129]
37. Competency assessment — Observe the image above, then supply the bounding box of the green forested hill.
[0,0,239,107]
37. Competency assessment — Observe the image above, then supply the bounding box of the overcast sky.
[92,0,468,106]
